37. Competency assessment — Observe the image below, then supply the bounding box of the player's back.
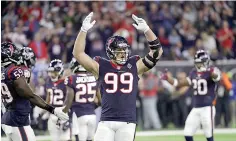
[189,67,219,108]
[1,64,32,126]
[96,56,140,123]
[66,73,97,117]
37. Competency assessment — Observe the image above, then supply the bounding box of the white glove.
[53,107,69,120]
[132,14,150,33]
[81,12,96,33]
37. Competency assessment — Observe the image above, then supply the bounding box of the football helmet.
[1,42,23,67]
[106,35,130,65]
[194,50,210,72]
[48,59,64,82]
[70,58,86,73]
[22,47,36,69]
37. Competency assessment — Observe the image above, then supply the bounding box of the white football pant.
[94,121,136,141]
[73,114,97,141]
[48,114,71,141]
[2,124,36,141]
[184,106,216,138]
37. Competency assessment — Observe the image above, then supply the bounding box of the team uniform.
[94,55,140,141]
[184,67,221,138]
[1,65,36,141]
[65,73,97,141]
[45,78,71,141]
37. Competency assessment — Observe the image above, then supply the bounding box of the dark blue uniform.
[45,78,67,107]
[65,73,97,117]
[95,55,140,123]
[189,67,219,108]
[1,65,31,126]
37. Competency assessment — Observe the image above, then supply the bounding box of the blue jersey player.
[64,58,99,141]
[45,59,71,141]
[163,50,221,141]
[73,12,163,141]
[1,42,69,141]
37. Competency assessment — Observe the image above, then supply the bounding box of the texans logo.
[108,38,115,46]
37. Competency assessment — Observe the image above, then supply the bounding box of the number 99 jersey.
[65,73,97,117]
[188,67,221,108]
[94,55,140,123]
[1,65,31,126]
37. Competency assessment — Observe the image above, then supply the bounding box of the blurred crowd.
[1,1,236,133]
[2,1,236,63]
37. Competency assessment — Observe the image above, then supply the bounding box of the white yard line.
[1,128,236,141]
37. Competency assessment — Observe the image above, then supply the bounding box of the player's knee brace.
[142,38,162,69]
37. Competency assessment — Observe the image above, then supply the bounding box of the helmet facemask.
[112,46,130,65]
[194,55,209,72]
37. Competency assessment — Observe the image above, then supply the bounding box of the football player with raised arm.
[72,12,163,141]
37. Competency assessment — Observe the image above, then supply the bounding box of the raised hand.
[132,14,150,33]
[81,12,96,33]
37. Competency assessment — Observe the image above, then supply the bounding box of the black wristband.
[148,38,161,50]
[45,104,55,114]
[142,58,154,69]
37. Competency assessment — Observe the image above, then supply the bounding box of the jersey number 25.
[75,82,96,103]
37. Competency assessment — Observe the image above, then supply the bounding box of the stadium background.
[1,1,236,141]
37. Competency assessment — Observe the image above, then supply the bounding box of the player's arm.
[132,14,163,75]
[13,76,68,120]
[95,89,101,106]
[162,70,191,88]
[45,90,50,104]
[73,12,99,79]
[63,86,75,113]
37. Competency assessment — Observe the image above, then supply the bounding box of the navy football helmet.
[22,47,36,69]
[106,36,130,65]
[1,42,23,67]
[69,58,86,73]
[48,59,64,82]
[194,50,210,72]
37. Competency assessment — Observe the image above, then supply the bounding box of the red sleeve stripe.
[69,76,73,85]
[7,66,18,80]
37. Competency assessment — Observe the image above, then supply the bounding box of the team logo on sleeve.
[127,63,132,69]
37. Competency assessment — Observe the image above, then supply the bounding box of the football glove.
[132,14,150,33]
[53,106,69,121]
[81,12,96,33]
[56,119,70,131]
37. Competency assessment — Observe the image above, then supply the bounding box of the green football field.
[135,134,236,141]
[3,129,236,141]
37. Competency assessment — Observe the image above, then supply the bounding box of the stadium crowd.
[1,1,236,133]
